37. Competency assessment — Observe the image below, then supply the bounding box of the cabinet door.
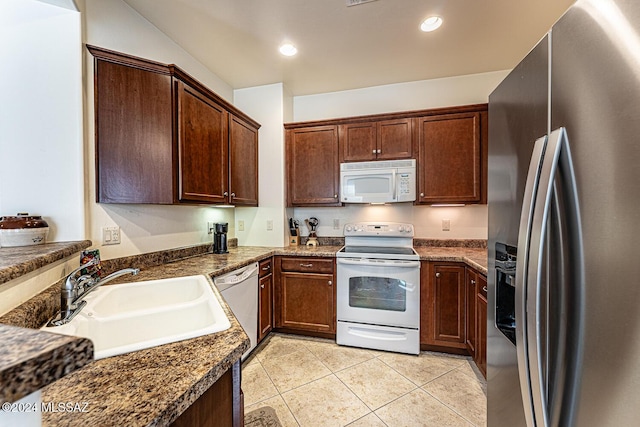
[465,268,478,358]
[377,118,412,160]
[258,273,273,342]
[229,114,258,206]
[95,59,174,204]
[177,81,228,203]
[477,274,487,377]
[422,263,466,349]
[416,112,481,204]
[286,125,340,206]
[276,272,335,333]
[339,122,377,162]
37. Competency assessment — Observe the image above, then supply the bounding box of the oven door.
[336,257,420,328]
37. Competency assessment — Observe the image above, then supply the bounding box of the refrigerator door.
[551,1,640,425]
[488,35,550,427]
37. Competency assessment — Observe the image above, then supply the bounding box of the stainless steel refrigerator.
[488,1,640,426]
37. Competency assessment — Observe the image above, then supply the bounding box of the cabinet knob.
[377,149,381,154]
[334,194,338,198]
[261,284,265,289]
[230,192,236,198]
[372,149,377,154]
[420,192,425,197]
[471,279,476,285]
[328,280,333,286]
[435,272,440,278]
[223,191,229,196]
[483,286,488,293]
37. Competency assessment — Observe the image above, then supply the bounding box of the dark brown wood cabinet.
[274,256,336,335]
[258,258,273,343]
[285,125,340,206]
[89,45,260,206]
[415,111,484,204]
[421,262,467,351]
[465,268,478,359]
[476,274,488,377]
[339,118,412,162]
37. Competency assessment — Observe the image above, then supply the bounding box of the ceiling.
[123,0,575,96]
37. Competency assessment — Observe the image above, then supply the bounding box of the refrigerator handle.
[527,127,585,427]
[515,135,547,427]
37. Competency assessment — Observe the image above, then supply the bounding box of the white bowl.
[0,227,49,247]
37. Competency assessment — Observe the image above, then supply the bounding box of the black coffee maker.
[213,223,229,254]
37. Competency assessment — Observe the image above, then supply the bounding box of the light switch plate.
[103,226,121,245]
[266,219,273,231]
[442,219,451,231]
[238,220,245,232]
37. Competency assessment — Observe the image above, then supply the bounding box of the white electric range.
[336,222,420,355]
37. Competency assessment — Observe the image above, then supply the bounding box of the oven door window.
[349,276,407,312]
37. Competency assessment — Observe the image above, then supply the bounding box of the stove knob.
[345,225,353,232]
[398,225,405,232]
[406,226,412,233]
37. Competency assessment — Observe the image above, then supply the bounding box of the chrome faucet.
[47,258,139,327]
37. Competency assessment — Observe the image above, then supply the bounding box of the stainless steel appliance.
[488,1,640,425]
[340,159,416,203]
[214,262,259,360]
[213,222,228,254]
[336,222,420,354]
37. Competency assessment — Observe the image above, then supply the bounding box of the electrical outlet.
[333,219,340,230]
[102,226,121,245]
[207,221,215,234]
[266,219,273,231]
[442,219,451,231]
[238,220,245,232]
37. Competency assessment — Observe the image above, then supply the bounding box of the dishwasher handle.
[214,262,259,287]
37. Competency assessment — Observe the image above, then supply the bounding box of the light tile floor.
[242,333,487,427]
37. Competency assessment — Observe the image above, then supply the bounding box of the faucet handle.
[65,257,100,291]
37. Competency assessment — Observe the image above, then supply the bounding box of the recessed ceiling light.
[421,16,443,32]
[279,43,298,57]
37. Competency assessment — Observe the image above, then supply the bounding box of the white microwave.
[340,159,416,203]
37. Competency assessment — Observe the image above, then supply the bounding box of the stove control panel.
[343,222,414,237]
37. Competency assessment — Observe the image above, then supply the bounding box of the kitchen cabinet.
[476,273,488,377]
[170,360,243,427]
[465,268,478,359]
[415,107,488,205]
[274,256,336,335]
[89,45,260,206]
[285,125,340,206]
[339,118,412,162]
[258,258,273,343]
[420,262,467,352]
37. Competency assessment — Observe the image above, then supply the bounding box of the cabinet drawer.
[259,258,272,278]
[280,257,334,274]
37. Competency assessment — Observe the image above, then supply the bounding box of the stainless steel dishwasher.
[214,262,259,360]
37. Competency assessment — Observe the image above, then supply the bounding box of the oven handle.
[397,283,416,292]
[336,258,421,268]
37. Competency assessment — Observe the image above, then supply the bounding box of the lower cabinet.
[274,256,336,335]
[420,261,487,377]
[170,360,243,427]
[258,258,273,343]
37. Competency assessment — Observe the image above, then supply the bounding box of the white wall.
[233,83,291,247]
[291,71,510,240]
[0,0,84,242]
[82,0,235,259]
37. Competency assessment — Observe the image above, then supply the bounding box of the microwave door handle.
[392,170,397,201]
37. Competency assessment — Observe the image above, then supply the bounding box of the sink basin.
[43,275,231,359]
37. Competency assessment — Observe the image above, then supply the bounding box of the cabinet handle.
[483,286,488,293]
[262,266,271,271]
[261,284,265,289]
[230,192,236,198]
[223,191,229,196]
[471,279,476,285]
[300,263,313,267]
[328,280,333,286]
[435,272,440,278]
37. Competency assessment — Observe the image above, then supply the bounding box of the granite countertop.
[0,240,92,285]
[1,242,486,426]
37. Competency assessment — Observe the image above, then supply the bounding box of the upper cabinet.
[414,107,487,205]
[284,104,487,207]
[285,125,341,207]
[90,45,260,206]
[339,118,412,162]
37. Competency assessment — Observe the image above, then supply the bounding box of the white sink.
[43,275,231,359]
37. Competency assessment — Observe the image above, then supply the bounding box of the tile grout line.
[421,387,481,427]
